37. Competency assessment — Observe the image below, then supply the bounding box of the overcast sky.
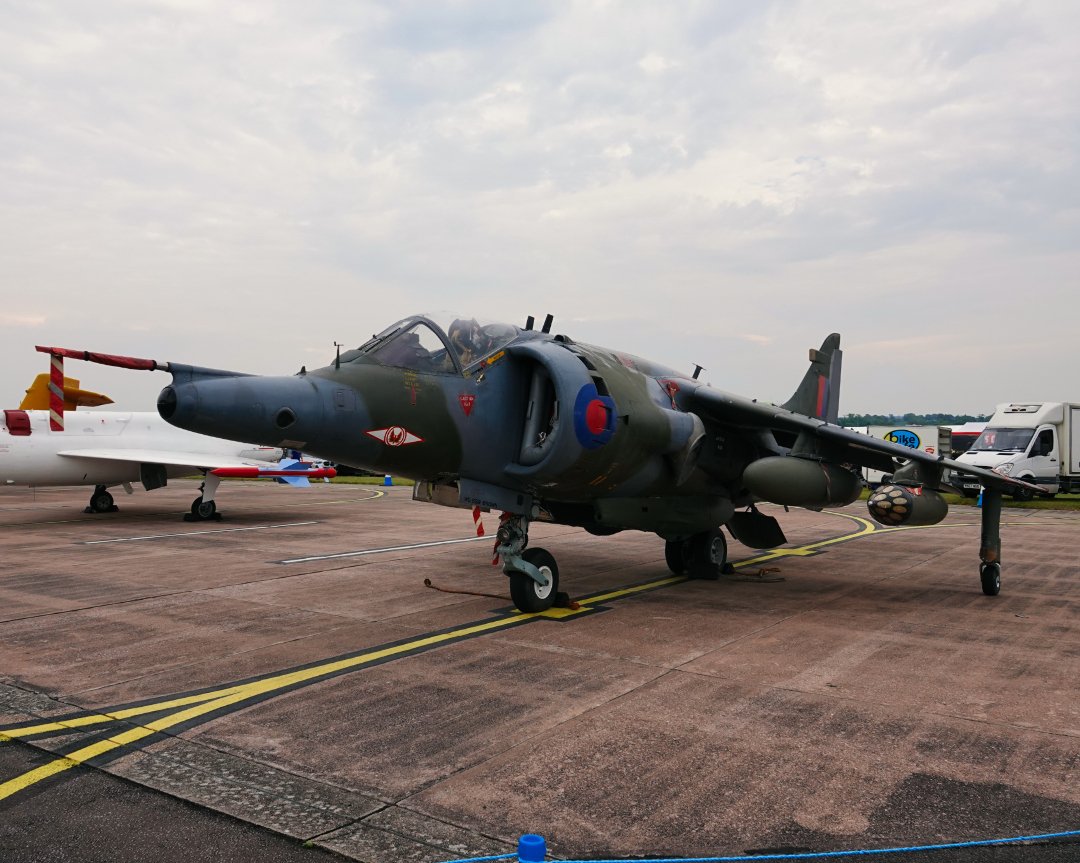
[2,1,1077,415]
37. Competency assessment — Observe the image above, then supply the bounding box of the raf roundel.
[572,384,616,449]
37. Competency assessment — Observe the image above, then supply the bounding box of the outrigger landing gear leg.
[85,484,118,514]
[496,514,560,613]
[979,487,1002,596]
[185,473,223,522]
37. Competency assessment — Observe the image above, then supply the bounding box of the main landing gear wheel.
[980,562,1001,596]
[86,487,116,514]
[509,548,559,614]
[189,498,217,520]
[686,528,728,580]
[664,539,689,575]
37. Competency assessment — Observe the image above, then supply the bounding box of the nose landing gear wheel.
[86,487,116,514]
[509,548,559,613]
[980,562,1001,596]
[189,498,217,520]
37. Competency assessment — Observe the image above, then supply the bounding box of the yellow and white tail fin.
[19,369,113,427]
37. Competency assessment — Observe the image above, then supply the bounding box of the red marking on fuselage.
[403,372,419,406]
[815,374,828,419]
[659,379,680,409]
[459,394,476,417]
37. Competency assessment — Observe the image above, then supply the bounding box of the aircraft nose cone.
[158,375,333,449]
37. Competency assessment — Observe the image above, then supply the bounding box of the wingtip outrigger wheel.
[979,487,1003,596]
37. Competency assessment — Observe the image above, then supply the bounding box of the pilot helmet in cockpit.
[448,318,487,365]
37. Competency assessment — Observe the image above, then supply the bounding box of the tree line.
[840,413,988,427]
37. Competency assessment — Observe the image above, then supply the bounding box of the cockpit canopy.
[339,314,520,375]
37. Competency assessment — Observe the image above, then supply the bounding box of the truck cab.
[954,402,1078,498]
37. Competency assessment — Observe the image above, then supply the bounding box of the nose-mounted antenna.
[692,364,705,380]
[541,314,553,334]
[334,341,343,370]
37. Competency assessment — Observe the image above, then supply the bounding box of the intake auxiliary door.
[518,364,559,466]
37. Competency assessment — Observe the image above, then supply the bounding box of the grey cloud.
[0,1,1077,413]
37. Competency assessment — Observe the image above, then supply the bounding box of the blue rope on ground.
[434,828,1080,863]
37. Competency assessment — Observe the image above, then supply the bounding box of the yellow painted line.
[583,575,687,606]
[0,612,541,800]
[729,514,879,566]
[0,755,78,797]
[0,688,245,740]
[0,712,187,800]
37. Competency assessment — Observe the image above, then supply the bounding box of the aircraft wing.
[57,449,277,471]
[56,450,336,485]
[684,386,1039,496]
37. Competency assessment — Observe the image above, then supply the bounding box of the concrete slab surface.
[1,480,1079,862]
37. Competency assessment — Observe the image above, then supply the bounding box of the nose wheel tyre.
[509,548,559,613]
[980,562,1001,596]
[190,498,217,520]
[87,488,116,513]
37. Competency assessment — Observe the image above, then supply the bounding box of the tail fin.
[781,333,842,423]
[20,373,113,411]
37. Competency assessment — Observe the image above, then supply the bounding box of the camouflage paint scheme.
[54,315,1037,611]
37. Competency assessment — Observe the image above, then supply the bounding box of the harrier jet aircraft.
[2,362,334,519]
[41,315,1035,611]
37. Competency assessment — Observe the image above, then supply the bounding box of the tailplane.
[781,333,842,423]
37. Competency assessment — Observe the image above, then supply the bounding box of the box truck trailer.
[847,425,952,486]
[953,402,1080,499]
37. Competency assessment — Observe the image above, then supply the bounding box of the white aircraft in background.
[1,364,334,520]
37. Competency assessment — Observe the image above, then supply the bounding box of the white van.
[953,403,1080,499]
